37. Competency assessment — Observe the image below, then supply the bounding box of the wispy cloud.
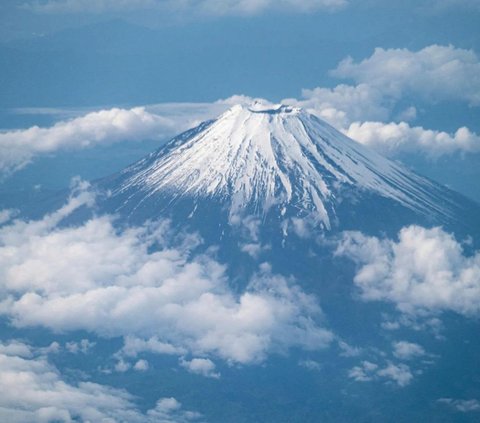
[438,398,480,413]
[348,360,413,387]
[23,0,348,15]
[0,340,201,422]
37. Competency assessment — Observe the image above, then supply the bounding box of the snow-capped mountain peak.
[113,102,453,229]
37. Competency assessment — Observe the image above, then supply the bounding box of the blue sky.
[0,2,480,421]
[1,0,479,204]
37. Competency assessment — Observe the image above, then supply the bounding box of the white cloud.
[438,398,480,413]
[1,46,478,172]
[2,82,478,178]
[240,242,270,259]
[336,226,480,317]
[332,45,480,106]
[0,97,251,176]
[121,335,186,357]
[0,107,177,175]
[0,210,17,225]
[180,357,220,378]
[392,341,426,360]
[376,362,414,387]
[344,121,480,158]
[348,360,413,387]
[283,45,480,158]
[0,340,199,423]
[115,358,132,373]
[287,83,390,127]
[348,360,377,382]
[133,359,149,371]
[0,187,333,365]
[24,0,348,15]
[147,397,202,423]
[0,340,34,358]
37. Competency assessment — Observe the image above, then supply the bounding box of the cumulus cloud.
[283,45,480,158]
[0,340,34,358]
[344,121,480,158]
[133,359,149,371]
[180,357,220,378]
[121,335,186,357]
[392,341,426,360]
[0,186,333,365]
[332,45,480,106]
[288,83,390,128]
[286,92,480,160]
[147,397,202,423]
[376,362,414,387]
[0,209,17,225]
[336,226,480,317]
[24,0,348,15]
[0,340,201,422]
[348,360,413,387]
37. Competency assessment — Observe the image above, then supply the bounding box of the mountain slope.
[101,101,473,236]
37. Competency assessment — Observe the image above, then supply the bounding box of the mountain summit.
[101,101,475,235]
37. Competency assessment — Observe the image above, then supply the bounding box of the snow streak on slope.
[116,102,452,228]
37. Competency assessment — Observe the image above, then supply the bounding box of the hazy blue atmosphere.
[1,1,480,422]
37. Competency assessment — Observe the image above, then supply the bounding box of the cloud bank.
[344,121,480,158]
[336,225,480,317]
[0,185,333,365]
[287,45,480,158]
[0,107,176,175]
[332,45,480,106]
[3,45,479,176]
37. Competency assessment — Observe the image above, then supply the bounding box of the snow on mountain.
[110,101,456,230]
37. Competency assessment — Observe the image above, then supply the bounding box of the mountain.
[3,101,479,422]
[100,101,478,238]
[90,102,480,423]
